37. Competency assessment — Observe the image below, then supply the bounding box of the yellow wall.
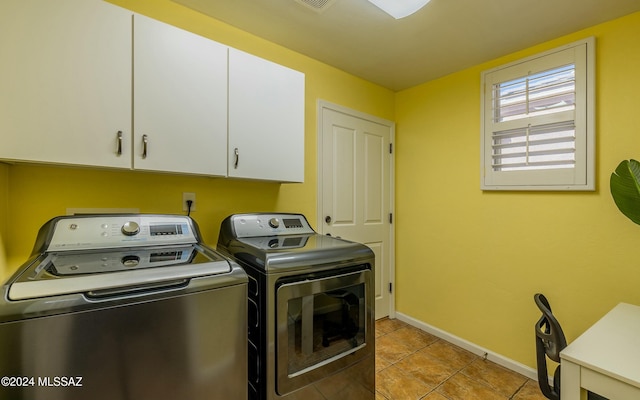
[3,0,640,374]
[395,11,640,368]
[1,0,394,270]
[0,164,7,281]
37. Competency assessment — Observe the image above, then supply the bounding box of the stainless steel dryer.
[217,213,375,400]
[0,214,247,400]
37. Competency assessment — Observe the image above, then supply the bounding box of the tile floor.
[375,318,547,400]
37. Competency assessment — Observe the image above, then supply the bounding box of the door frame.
[316,99,396,319]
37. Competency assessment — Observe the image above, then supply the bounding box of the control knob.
[122,255,140,267]
[121,221,140,236]
[268,218,280,229]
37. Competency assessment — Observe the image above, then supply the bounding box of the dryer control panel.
[229,213,315,238]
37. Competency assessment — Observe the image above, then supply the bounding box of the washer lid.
[8,245,232,301]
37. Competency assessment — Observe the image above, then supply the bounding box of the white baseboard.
[394,312,539,381]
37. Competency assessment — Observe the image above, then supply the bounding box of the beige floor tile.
[436,373,509,400]
[374,319,547,400]
[375,391,389,400]
[419,339,478,370]
[376,333,417,364]
[422,392,449,400]
[394,346,459,388]
[461,358,528,397]
[384,326,439,351]
[376,318,407,337]
[512,380,549,400]
[376,365,432,400]
[376,353,392,372]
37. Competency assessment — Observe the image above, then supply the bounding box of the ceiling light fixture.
[367,0,431,19]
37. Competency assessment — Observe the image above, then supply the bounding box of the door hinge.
[389,282,393,293]
[389,143,393,154]
[389,213,393,224]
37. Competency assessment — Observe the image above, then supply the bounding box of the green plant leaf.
[610,159,640,225]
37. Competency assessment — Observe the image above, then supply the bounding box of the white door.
[318,102,394,319]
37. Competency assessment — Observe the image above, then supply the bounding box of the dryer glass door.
[275,266,372,395]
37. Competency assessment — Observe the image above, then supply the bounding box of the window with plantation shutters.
[481,38,595,190]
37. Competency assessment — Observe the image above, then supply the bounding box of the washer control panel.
[231,213,314,238]
[46,215,197,251]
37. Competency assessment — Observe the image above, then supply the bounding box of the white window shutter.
[481,38,595,191]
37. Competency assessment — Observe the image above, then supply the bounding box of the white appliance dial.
[121,221,140,236]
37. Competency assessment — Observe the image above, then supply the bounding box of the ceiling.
[172,0,640,91]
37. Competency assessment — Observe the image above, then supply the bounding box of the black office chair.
[534,293,608,400]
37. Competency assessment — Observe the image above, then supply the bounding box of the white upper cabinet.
[1,1,305,181]
[133,14,228,176]
[0,0,132,168]
[228,49,305,183]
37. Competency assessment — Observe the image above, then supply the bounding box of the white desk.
[560,303,640,400]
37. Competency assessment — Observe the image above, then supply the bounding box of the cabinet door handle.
[234,148,239,169]
[142,134,148,159]
[116,131,123,156]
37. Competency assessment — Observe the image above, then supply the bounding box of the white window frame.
[480,38,595,191]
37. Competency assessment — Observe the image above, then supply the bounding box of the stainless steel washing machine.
[217,213,375,400]
[0,214,248,400]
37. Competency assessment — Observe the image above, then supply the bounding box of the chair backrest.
[535,293,567,362]
[534,293,568,400]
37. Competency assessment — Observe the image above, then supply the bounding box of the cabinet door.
[228,49,305,182]
[133,14,228,176]
[0,0,132,168]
